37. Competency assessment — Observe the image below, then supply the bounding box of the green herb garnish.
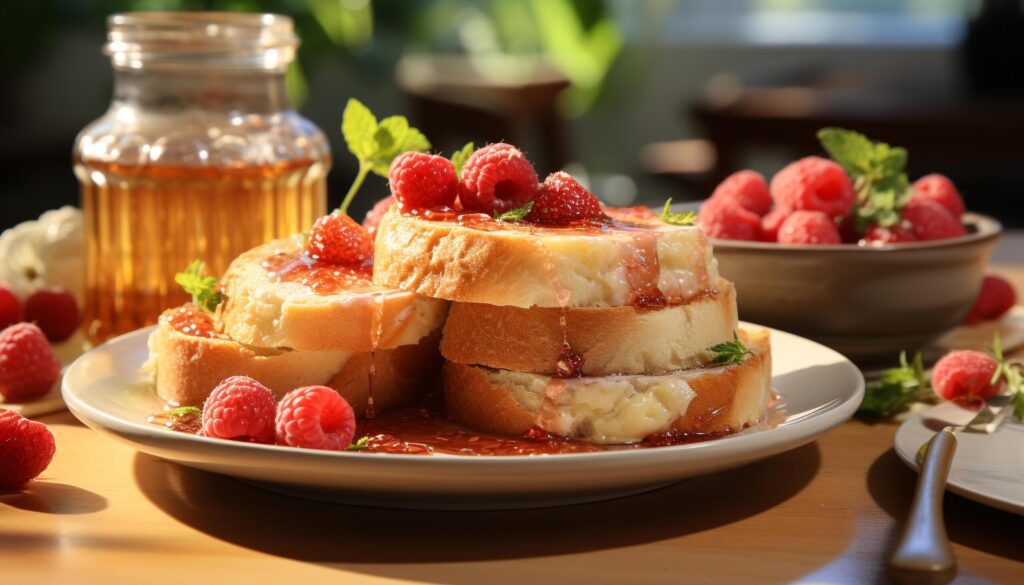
[166,406,201,422]
[494,201,535,222]
[660,198,697,226]
[988,333,1024,419]
[708,333,751,365]
[346,436,370,451]
[339,98,431,214]
[857,351,929,418]
[817,127,911,232]
[451,142,475,179]
[174,260,224,314]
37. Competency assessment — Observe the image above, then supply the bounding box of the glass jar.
[74,12,330,342]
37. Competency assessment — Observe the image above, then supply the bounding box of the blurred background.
[3,0,1023,229]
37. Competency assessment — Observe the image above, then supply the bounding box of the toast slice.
[443,329,771,444]
[218,235,449,352]
[441,279,738,376]
[372,206,719,308]
[146,306,442,411]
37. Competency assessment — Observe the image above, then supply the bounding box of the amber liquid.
[75,159,328,342]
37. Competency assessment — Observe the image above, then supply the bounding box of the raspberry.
[24,287,80,343]
[305,212,373,265]
[0,285,20,330]
[902,200,966,241]
[862,224,919,246]
[458,143,539,213]
[710,170,772,216]
[526,172,605,225]
[837,215,861,244]
[964,275,1017,325]
[931,350,1003,404]
[770,156,855,218]
[911,174,965,218]
[777,210,841,245]
[362,195,394,238]
[0,323,61,403]
[760,207,790,242]
[275,386,356,451]
[201,376,277,444]
[698,198,762,241]
[388,152,458,212]
[0,409,56,488]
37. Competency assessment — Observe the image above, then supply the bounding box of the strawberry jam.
[160,304,219,338]
[262,251,373,295]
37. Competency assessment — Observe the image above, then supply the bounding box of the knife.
[888,395,1013,584]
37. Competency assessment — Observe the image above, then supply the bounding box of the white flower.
[0,206,84,306]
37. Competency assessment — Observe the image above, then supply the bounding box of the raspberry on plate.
[710,170,772,216]
[362,195,394,237]
[862,224,919,246]
[201,376,277,444]
[699,198,762,241]
[0,409,56,488]
[964,275,1017,325]
[931,350,1003,404]
[902,199,967,241]
[305,212,374,265]
[0,285,20,330]
[389,152,458,212]
[526,172,605,225]
[770,156,855,218]
[777,210,841,245]
[760,207,790,242]
[911,173,965,218]
[458,143,539,214]
[0,323,61,403]
[24,287,80,343]
[275,386,356,451]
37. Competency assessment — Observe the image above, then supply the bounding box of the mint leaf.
[174,260,224,314]
[857,351,929,418]
[166,406,201,422]
[494,201,534,222]
[660,198,697,226]
[341,98,378,160]
[451,142,475,178]
[347,436,370,451]
[708,333,750,365]
[817,128,875,176]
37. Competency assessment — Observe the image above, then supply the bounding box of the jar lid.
[104,12,299,72]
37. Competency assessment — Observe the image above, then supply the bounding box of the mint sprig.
[339,98,431,214]
[451,142,475,178]
[166,406,201,422]
[857,351,929,418]
[708,333,750,365]
[660,198,697,226]
[174,260,224,314]
[817,127,911,232]
[494,201,534,222]
[988,333,1024,419]
[346,436,370,451]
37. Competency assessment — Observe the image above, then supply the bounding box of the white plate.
[894,402,1024,516]
[63,325,864,510]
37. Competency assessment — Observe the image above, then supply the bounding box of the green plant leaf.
[857,350,929,418]
[451,142,475,178]
[346,436,370,451]
[341,98,378,160]
[660,198,696,226]
[494,201,535,222]
[174,260,224,314]
[707,333,750,365]
[817,128,875,176]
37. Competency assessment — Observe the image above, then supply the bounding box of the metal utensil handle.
[889,428,958,584]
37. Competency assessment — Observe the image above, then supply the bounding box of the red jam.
[554,344,585,378]
[160,304,219,338]
[263,251,374,295]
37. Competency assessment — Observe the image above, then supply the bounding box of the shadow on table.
[0,481,107,515]
[133,442,820,568]
[867,447,1024,564]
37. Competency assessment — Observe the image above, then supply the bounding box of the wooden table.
[4,270,1024,584]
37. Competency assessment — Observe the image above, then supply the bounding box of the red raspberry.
[760,207,791,242]
[862,224,919,246]
[699,198,762,241]
[770,156,855,218]
[911,174,965,218]
[931,350,1004,404]
[0,323,61,403]
[201,376,277,444]
[0,285,20,330]
[902,200,967,241]
[777,210,841,245]
[0,409,56,488]
[458,143,539,213]
[275,386,356,450]
[24,287,80,343]
[305,212,373,265]
[964,275,1017,325]
[388,152,458,212]
[362,195,394,238]
[526,172,605,225]
[710,170,772,216]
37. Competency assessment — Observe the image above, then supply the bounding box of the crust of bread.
[443,329,771,442]
[148,322,442,413]
[441,279,738,376]
[218,236,449,352]
[372,208,719,308]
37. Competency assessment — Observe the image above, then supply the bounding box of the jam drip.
[262,251,373,295]
[553,289,584,378]
[624,231,666,309]
[365,292,386,419]
[161,304,219,338]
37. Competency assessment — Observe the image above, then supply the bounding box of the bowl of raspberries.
[698,128,1002,364]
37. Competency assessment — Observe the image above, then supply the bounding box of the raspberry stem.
[339,162,371,215]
